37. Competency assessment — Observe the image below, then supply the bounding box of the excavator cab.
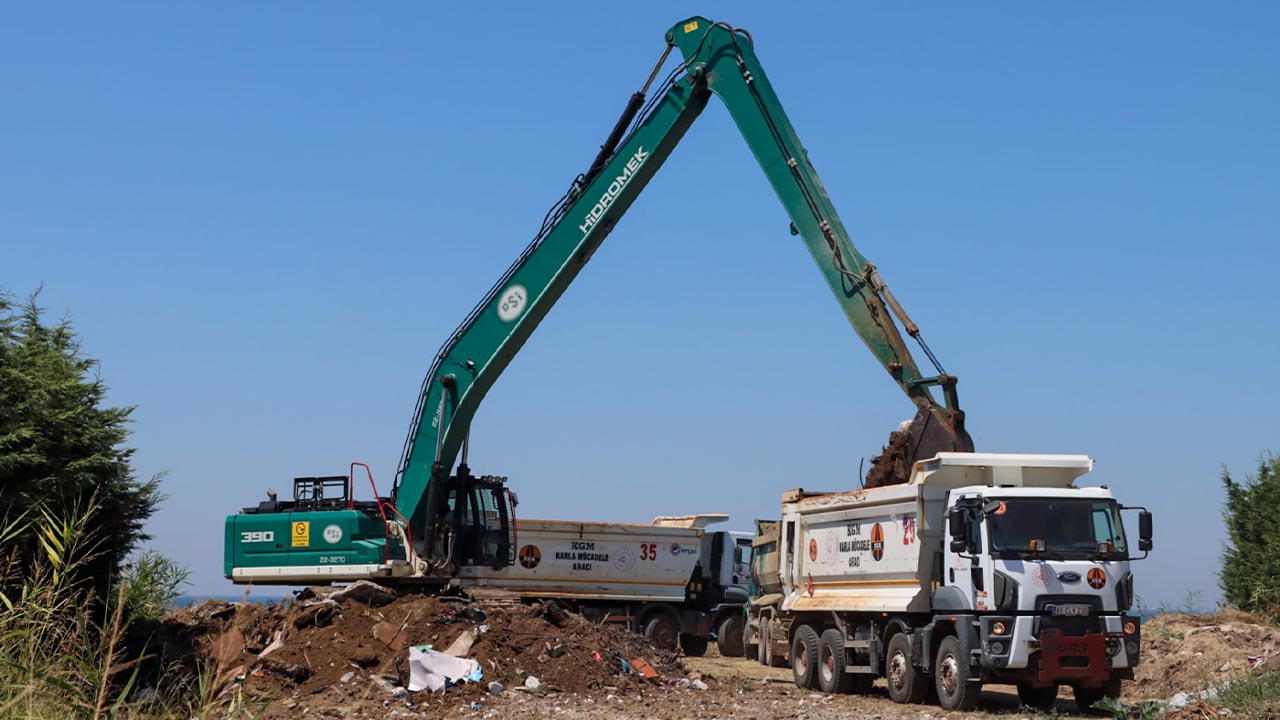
[441,469,516,569]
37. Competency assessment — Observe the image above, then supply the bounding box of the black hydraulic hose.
[583,91,645,186]
[582,44,674,187]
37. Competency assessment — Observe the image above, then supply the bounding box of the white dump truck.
[746,453,1152,711]
[457,514,752,656]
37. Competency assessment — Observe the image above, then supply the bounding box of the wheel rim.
[796,645,807,672]
[890,650,908,690]
[939,654,959,695]
[822,648,834,682]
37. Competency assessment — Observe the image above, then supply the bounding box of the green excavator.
[224,16,973,586]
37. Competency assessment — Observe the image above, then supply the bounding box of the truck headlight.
[991,621,1007,636]
[1124,621,1137,635]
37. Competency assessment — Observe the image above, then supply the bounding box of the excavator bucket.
[865,406,974,488]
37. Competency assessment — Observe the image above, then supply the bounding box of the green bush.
[118,551,191,622]
[1220,453,1280,618]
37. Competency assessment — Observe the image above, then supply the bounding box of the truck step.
[849,640,873,650]
[845,664,875,674]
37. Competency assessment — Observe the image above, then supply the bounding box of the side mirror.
[948,507,970,554]
[1139,511,1153,552]
[948,507,966,539]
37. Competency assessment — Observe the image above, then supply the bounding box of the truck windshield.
[987,498,1127,556]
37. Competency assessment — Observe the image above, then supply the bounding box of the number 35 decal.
[639,543,657,561]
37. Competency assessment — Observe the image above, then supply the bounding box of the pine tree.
[0,290,160,602]
[1220,453,1280,617]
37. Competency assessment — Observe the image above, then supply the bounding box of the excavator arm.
[394,17,973,572]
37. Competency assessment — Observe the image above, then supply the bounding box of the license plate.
[1050,604,1091,617]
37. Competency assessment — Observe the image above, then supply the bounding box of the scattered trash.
[340,671,355,684]
[524,675,542,690]
[630,658,659,680]
[691,679,709,691]
[445,627,479,657]
[544,642,566,658]
[487,681,504,695]
[591,651,602,662]
[407,646,483,693]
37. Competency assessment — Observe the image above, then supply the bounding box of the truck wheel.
[643,613,679,650]
[791,625,820,688]
[755,622,767,665]
[1017,684,1058,710]
[1073,679,1122,711]
[763,620,788,668]
[886,633,927,704]
[717,615,745,657]
[934,635,981,711]
[680,633,709,657]
[817,628,869,694]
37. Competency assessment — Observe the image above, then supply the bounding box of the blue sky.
[3,3,1277,606]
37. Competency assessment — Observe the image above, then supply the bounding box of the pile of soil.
[1129,610,1280,699]
[160,584,690,718]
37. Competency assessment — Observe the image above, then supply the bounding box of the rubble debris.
[373,620,410,651]
[255,657,311,683]
[300,579,399,607]
[292,599,337,629]
[155,585,687,719]
[203,629,244,664]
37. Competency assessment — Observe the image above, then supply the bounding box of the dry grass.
[0,499,262,719]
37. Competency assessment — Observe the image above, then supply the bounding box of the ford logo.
[1058,571,1082,583]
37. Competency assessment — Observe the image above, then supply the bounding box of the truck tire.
[680,633,709,657]
[934,635,981,711]
[886,633,928,704]
[643,613,679,651]
[817,628,871,694]
[763,620,788,668]
[1073,679,1122,711]
[755,623,767,665]
[1017,684,1058,710]
[791,625,819,688]
[717,615,745,657]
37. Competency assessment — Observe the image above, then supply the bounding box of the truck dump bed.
[457,515,726,602]
[781,453,1093,614]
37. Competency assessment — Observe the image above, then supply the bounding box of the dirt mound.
[1129,611,1280,700]
[160,585,690,718]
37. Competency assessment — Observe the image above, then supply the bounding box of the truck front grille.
[1035,595,1103,638]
